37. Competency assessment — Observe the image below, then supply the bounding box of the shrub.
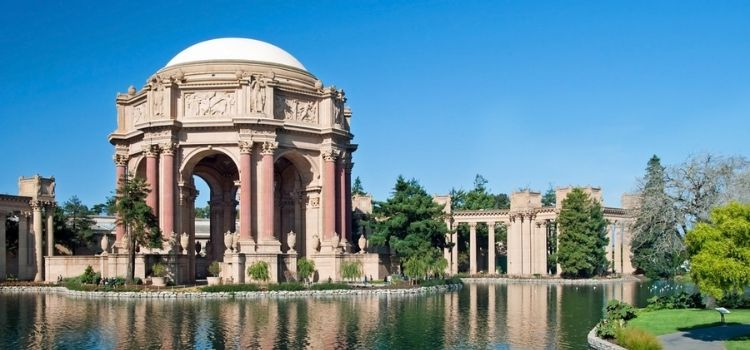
[646,291,704,310]
[596,300,637,339]
[247,261,270,282]
[309,282,351,291]
[152,263,167,278]
[419,277,463,287]
[268,282,305,291]
[615,327,663,350]
[341,261,363,281]
[297,258,316,282]
[208,261,221,277]
[202,284,260,293]
[80,265,98,284]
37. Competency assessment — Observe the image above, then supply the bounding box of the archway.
[180,150,238,279]
[274,153,313,260]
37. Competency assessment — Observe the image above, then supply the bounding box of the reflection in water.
[0,282,655,349]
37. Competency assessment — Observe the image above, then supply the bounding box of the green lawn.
[629,309,750,349]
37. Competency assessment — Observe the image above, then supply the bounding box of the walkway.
[658,324,750,350]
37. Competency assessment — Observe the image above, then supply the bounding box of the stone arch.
[275,149,317,187]
[179,146,239,182]
[274,151,314,259]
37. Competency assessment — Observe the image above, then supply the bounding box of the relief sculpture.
[133,103,145,124]
[250,77,266,113]
[273,95,318,124]
[184,91,236,117]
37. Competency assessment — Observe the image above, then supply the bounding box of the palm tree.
[115,175,162,283]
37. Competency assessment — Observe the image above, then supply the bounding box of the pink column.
[260,142,277,241]
[114,154,127,243]
[145,146,159,216]
[239,142,253,241]
[344,161,353,245]
[337,157,345,242]
[160,144,175,238]
[323,151,337,240]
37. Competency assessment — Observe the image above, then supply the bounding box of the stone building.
[104,38,381,283]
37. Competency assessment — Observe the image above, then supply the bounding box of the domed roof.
[164,38,306,71]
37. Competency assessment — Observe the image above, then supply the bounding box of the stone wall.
[44,256,103,281]
[587,327,627,350]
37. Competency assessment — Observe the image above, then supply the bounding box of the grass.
[615,327,662,350]
[629,309,750,336]
[726,335,750,350]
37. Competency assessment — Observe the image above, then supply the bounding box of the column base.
[238,240,256,254]
[256,240,281,254]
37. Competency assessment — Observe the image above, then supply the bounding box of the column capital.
[239,140,254,154]
[468,222,478,228]
[30,200,44,211]
[113,153,129,167]
[142,144,159,157]
[260,141,278,156]
[160,142,177,155]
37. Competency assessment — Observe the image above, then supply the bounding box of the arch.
[179,146,239,182]
[274,149,317,186]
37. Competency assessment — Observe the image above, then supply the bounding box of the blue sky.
[1,1,748,208]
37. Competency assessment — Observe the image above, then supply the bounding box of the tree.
[557,188,608,277]
[352,176,366,196]
[91,195,116,216]
[194,205,210,219]
[115,176,162,283]
[542,185,556,207]
[685,202,750,301]
[54,196,96,254]
[370,176,448,274]
[630,155,685,279]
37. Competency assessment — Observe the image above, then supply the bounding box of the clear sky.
[1,1,748,208]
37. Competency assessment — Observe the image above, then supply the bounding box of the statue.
[250,76,266,113]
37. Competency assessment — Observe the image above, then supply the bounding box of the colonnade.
[0,200,55,281]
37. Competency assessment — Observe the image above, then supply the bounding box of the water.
[0,281,657,349]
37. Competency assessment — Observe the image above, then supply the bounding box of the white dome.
[165,38,306,71]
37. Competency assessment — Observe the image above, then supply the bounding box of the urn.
[358,234,367,254]
[287,231,296,253]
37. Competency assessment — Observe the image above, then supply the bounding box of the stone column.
[18,212,28,279]
[507,215,520,275]
[337,155,350,251]
[469,222,477,275]
[46,204,55,256]
[535,221,548,275]
[259,142,279,250]
[160,143,175,239]
[344,160,353,250]
[0,212,6,280]
[450,221,458,275]
[113,154,127,245]
[612,221,621,273]
[521,214,532,275]
[555,223,561,275]
[621,221,634,274]
[488,222,496,275]
[239,141,253,242]
[144,145,159,215]
[322,150,337,241]
[32,201,43,282]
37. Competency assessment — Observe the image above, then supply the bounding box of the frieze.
[132,103,146,124]
[249,76,266,113]
[184,91,236,117]
[274,94,319,124]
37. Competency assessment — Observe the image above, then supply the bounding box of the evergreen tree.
[542,185,556,207]
[115,176,162,283]
[630,155,685,279]
[352,176,367,196]
[369,176,448,274]
[557,188,608,277]
[54,196,96,254]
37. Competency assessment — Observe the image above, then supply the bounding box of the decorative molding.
[184,91,236,117]
[238,140,254,154]
[260,141,278,156]
[113,154,129,167]
[142,144,159,157]
[322,150,338,162]
[273,94,319,124]
[160,142,177,155]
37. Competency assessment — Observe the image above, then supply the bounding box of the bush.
[615,327,663,350]
[719,292,750,308]
[596,300,637,339]
[247,261,270,282]
[297,258,316,282]
[646,291,703,310]
[80,265,98,284]
[341,261,362,281]
[208,261,221,277]
[202,284,260,293]
[309,282,351,291]
[152,263,167,278]
[268,282,305,291]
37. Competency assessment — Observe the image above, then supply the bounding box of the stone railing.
[587,327,627,350]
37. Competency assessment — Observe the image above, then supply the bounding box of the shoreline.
[0,283,462,300]
[461,275,641,285]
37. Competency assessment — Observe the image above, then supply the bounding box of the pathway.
[658,324,750,350]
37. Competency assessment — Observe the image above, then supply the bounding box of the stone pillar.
[521,214,532,275]
[18,212,28,279]
[450,221,458,275]
[555,223,561,275]
[259,142,279,251]
[322,150,337,241]
[535,221,548,275]
[613,221,622,273]
[46,204,55,256]
[488,222,496,275]
[239,141,253,242]
[469,222,477,275]
[144,145,159,215]
[114,154,127,245]
[32,201,43,282]
[0,212,6,280]
[507,215,520,275]
[621,221,634,274]
[160,143,175,239]
[344,160,353,250]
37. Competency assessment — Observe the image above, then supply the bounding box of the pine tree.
[369,176,448,275]
[631,155,685,278]
[352,176,366,195]
[115,176,162,283]
[557,188,608,277]
[542,185,556,207]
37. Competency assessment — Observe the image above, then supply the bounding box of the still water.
[0,282,655,349]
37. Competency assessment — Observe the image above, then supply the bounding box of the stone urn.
[180,232,189,254]
[100,234,110,254]
[232,232,240,252]
[358,234,367,254]
[224,231,234,254]
[312,234,321,252]
[331,233,340,252]
[287,231,296,253]
[152,277,166,287]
